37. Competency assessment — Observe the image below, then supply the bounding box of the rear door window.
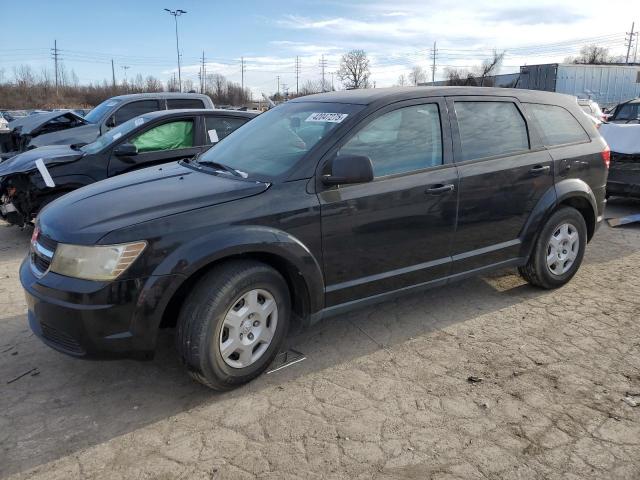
[454,101,529,161]
[167,98,206,109]
[113,100,161,125]
[525,103,590,146]
[130,120,194,153]
[204,115,248,144]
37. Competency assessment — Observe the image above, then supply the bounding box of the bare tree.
[565,45,621,64]
[396,74,407,86]
[409,66,426,86]
[475,50,505,86]
[444,50,505,87]
[337,50,371,89]
[145,76,163,92]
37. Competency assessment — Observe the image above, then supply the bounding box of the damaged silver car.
[1,92,214,160]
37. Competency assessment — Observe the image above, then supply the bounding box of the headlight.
[49,241,147,281]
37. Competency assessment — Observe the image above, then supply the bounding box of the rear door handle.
[529,165,551,175]
[425,184,455,195]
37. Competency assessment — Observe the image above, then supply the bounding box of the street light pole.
[164,8,187,92]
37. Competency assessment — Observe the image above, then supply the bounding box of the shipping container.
[520,63,640,107]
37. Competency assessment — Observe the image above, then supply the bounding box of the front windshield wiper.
[194,159,247,178]
[70,142,88,150]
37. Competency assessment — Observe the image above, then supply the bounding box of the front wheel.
[176,260,290,390]
[519,206,587,289]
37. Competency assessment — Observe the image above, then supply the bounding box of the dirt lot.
[1,199,640,480]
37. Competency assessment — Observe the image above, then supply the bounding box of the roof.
[290,86,579,107]
[140,108,259,120]
[109,92,211,101]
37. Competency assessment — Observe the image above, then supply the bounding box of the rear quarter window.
[525,103,590,147]
[167,98,206,109]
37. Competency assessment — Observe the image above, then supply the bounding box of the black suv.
[21,87,608,390]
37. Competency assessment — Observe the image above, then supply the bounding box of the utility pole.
[319,54,327,92]
[121,65,130,87]
[295,56,300,94]
[330,71,334,91]
[200,51,204,93]
[111,59,116,90]
[276,75,280,97]
[241,56,245,92]
[430,41,437,83]
[164,9,187,91]
[625,22,636,64]
[51,39,59,96]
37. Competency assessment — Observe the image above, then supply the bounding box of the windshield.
[195,101,364,178]
[80,114,149,154]
[84,98,122,124]
[613,103,640,121]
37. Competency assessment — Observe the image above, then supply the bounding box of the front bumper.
[20,257,181,359]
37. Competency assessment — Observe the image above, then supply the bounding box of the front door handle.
[425,184,455,195]
[529,165,551,175]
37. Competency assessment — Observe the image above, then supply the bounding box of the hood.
[8,111,87,135]
[0,145,84,177]
[28,123,100,149]
[38,161,270,244]
[599,123,640,155]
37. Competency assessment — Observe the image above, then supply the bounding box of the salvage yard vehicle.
[577,98,605,122]
[1,92,214,157]
[0,109,257,226]
[598,97,640,198]
[21,87,608,390]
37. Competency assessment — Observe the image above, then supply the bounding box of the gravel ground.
[1,199,640,480]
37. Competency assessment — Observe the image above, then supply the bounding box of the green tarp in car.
[132,121,193,153]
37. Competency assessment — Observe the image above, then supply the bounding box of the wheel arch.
[156,226,325,333]
[160,251,315,332]
[520,178,598,260]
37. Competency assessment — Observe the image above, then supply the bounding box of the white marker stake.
[35,159,55,188]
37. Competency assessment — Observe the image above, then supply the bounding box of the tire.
[176,260,290,390]
[519,206,587,289]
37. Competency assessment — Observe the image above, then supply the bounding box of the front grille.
[38,234,58,253]
[40,323,85,355]
[30,232,57,277]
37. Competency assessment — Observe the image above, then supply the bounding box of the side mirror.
[113,143,138,156]
[322,154,374,186]
[105,116,116,129]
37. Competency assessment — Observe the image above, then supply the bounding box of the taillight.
[601,145,610,168]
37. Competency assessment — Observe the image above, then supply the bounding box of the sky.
[1,0,638,98]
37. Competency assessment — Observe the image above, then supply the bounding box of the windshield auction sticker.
[305,113,348,123]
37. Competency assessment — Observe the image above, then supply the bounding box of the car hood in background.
[599,123,640,155]
[28,123,100,149]
[8,111,88,135]
[0,145,85,177]
[38,161,270,244]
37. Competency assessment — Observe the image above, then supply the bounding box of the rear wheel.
[519,207,587,289]
[176,260,290,390]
